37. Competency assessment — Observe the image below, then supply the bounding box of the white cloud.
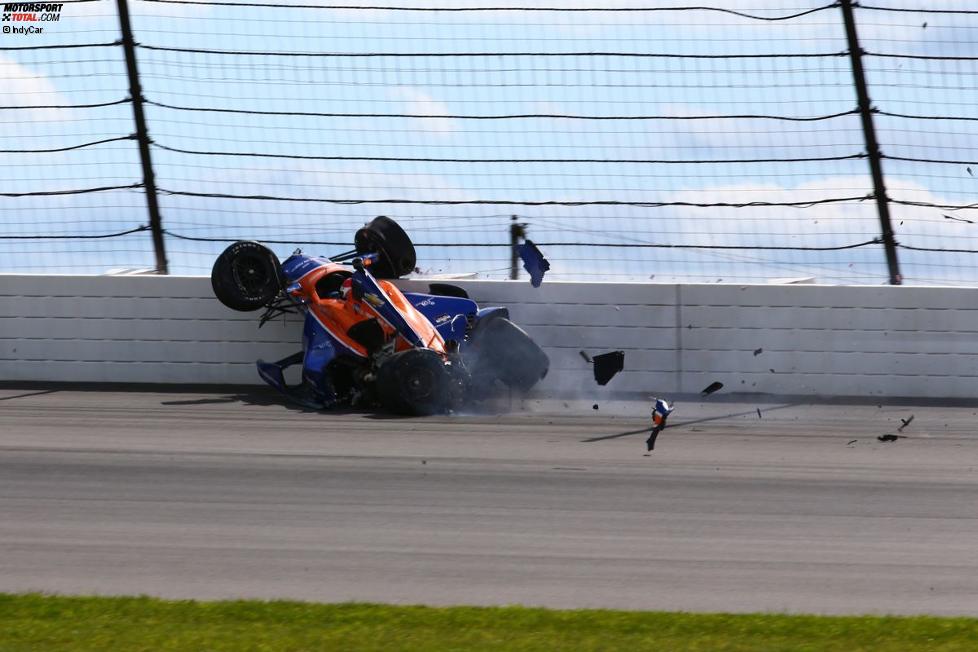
[390,87,459,137]
[0,56,69,121]
[658,176,978,256]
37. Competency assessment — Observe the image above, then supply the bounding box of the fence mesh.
[1,1,976,284]
[858,2,978,285]
[0,0,152,272]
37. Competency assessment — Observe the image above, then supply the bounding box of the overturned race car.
[211,217,549,415]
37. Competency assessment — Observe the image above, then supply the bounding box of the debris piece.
[943,214,974,224]
[592,404,599,410]
[646,398,674,452]
[756,408,762,418]
[753,348,763,356]
[578,350,593,364]
[968,167,973,176]
[898,414,915,432]
[518,240,550,287]
[922,21,927,28]
[652,398,672,428]
[769,368,776,374]
[592,351,625,386]
[646,427,661,451]
[701,381,723,396]
[878,434,903,442]
[847,439,858,446]
[422,460,427,465]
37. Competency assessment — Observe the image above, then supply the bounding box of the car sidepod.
[403,292,479,343]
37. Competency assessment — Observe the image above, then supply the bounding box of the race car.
[211,216,549,414]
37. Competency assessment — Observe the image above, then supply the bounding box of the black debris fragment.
[592,351,625,386]
[578,350,593,364]
[769,368,776,373]
[968,167,973,176]
[701,381,724,396]
[518,240,551,288]
[592,404,599,410]
[898,414,915,432]
[878,434,903,442]
[753,348,763,356]
[756,408,762,419]
[847,439,858,446]
[922,21,927,28]
[646,427,661,451]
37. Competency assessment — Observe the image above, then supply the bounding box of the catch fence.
[2,0,977,284]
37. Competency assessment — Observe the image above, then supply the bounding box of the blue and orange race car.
[211,216,549,414]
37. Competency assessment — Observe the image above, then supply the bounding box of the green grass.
[1,593,976,651]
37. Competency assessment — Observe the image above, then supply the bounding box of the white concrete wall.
[1,275,975,397]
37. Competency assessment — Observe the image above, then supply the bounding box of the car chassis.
[211,217,549,415]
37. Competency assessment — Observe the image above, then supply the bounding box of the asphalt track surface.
[1,386,977,616]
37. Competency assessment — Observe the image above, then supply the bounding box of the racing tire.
[211,241,283,312]
[375,348,452,416]
[467,317,549,392]
[354,216,417,279]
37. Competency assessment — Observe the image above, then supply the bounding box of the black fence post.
[116,0,168,274]
[840,0,901,285]
[509,215,526,280]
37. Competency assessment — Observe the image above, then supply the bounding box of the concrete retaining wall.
[1,275,975,397]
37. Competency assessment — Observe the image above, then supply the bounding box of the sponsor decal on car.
[362,292,385,308]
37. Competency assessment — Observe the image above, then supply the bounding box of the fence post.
[116,0,168,274]
[509,215,526,280]
[839,0,901,285]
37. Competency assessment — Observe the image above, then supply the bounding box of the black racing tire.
[211,241,283,312]
[354,216,417,279]
[375,348,452,416]
[467,317,549,392]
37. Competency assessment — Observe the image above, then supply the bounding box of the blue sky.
[2,0,977,284]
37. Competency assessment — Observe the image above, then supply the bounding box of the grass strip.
[1,593,976,651]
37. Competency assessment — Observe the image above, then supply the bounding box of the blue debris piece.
[518,240,551,288]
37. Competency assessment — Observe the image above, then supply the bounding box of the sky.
[1,0,977,284]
